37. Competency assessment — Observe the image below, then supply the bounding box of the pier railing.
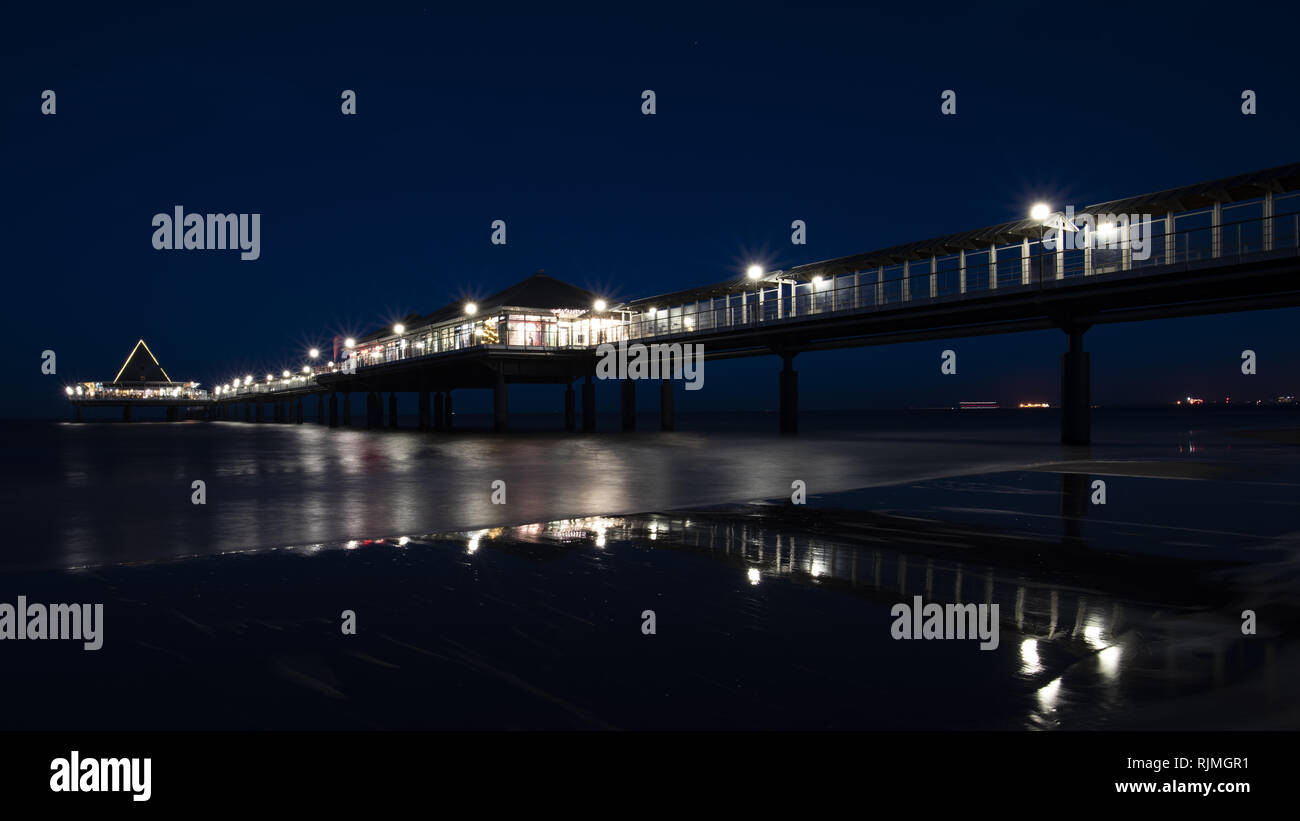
[214,201,1300,397]
[617,205,1300,342]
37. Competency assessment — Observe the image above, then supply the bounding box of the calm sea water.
[3,407,1298,571]
[1,407,1298,729]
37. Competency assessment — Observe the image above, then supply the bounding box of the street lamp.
[1031,203,1052,287]
[309,348,319,359]
[393,323,405,335]
[593,299,607,312]
[344,338,355,349]
[746,265,763,280]
[464,302,477,316]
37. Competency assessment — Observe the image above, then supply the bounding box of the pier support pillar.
[582,375,596,432]
[418,389,430,430]
[317,393,325,424]
[564,383,576,431]
[244,403,251,422]
[123,405,131,422]
[329,393,339,427]
[434,392,445,431]
[167,406,179,422]
[779,353,798,435]
[660,380,675,431]
[366,392,380,429]
[494,372,509,432]
[74,404,82,422]
[1061,326,1091,446]
[443,391,454,430]
[621,379,636,431]
[256,402,265,423]
[342,393,352,427]
[296,396,304,424]
[388,392,398,429]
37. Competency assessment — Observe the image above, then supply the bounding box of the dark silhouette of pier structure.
[70,164,1300,443]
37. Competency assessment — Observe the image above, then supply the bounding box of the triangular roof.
[359,273,598,341]
[112,339,173,384]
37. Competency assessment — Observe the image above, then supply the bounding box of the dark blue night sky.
[4,1,1298,418]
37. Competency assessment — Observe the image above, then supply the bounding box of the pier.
[69,163,1300,444]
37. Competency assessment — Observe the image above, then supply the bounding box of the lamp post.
[1030,203,1050,289]
[1030,203,1079,287]
[746,265,763,323]
[592,299,607,343]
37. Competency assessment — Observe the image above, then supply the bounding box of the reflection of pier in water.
[422,485,1288,729]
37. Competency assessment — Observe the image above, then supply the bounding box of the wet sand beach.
[1,409,1297,730]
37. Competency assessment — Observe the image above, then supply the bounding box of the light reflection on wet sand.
[405,503,1296,730]
[2,410,1298,729]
